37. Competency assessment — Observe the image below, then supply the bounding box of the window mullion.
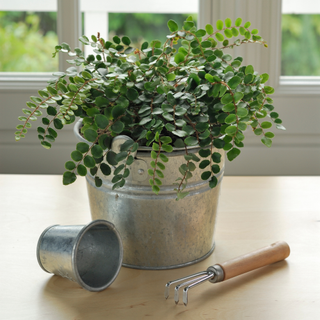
[57,0,81,72]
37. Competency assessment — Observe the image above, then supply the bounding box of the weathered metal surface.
[37,220,123,291]
[74,120,225,269]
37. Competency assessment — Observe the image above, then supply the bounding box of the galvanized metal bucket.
[74,120,225,270]
[37,219,123,291]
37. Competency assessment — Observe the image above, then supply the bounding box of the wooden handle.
[218,241,290,281]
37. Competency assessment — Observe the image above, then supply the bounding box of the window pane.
[281,1,320,76]
[0,11,58,72]
[81,0,198,57]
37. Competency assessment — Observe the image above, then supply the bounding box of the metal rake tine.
[164,271,207,299]
[182,273,214,306]
[174,273,212,304]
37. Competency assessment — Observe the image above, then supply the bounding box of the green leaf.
[112,105,126,119]
[211,165,220,174]
[184,137,198,146]
[115,151,128,162]
[167,19,179,32]
[244,21,251,28]
[261,137,272,147]
[224,29,233,38]
[221,93,233,105]
[77,164,87,176]
[265,132,275,138]
[95,114,109,129]
[209,176,218,188]
[212,152,222,163]
[114,164,125,175]
[236,107,248,117]
[120,139,135,151]
[215,33,224,42]
[106,151,118,165]
[254,128,263,135]
[225,114,237,124]
[159,153,169,162]
[205,24,214,35]
[152,185,160,195]
[201,171,211,180]
[53,119,63,130]
[174,52,185,64]
[227,148,241,161]
[76,142,89,153]
[40,140,51,149]
[225,18,232,28]
[222,103,235,112]
[199,149,211,157]
[162,144,173,153]
[261,121,272,129]
[245,65,254,75]
[195,29,206,37]
[111,121,125,134]
[126,88,139,101]
[225,125,237,135]
[235,18,242,27]
[65,161,76,170]
[84,155,96,168]
[216,19,224,30]
[63,171,77,185]
[100,163,111,176]
[228,76,241,89]
[83,129,98,142]
[95,177,103,187]
[264,86,275,94]
[71,150,83,161]
[92,145,103,158]
[160,136,172,144]
[261,73,269,84]
[122,36,131,45]
[199,160,210,169]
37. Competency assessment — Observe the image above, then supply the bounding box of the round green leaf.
[76,142,90,153]
[84,155,96,168]
[225,114,237,124]
[111,121,125,134]
[215,33,224,42]
[63,171,77,185]
[92,145,103,158]
[53,119,63,130]
[199,160,210,169]
[65,161,76,170]
[159,153,169,163]
[209,176,218,188]
[84,129,98,142]
[71,150,83,161]
[100,163,111,176]
[77,164,87,176]
[184,137,198,146]
[122,36,131,45]
[235,18,242,27]
[216,19,224,30]
[211,152,221,163]
[261,121,272,129]
[95,114,109,129]
[227,148,241,161]
[167,19,178,32]
[126,88,139,101]
[201,171,212,180]
[205,24,214,35]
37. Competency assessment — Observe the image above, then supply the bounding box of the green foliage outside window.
[282,14,320,76]
[0,12,58,72]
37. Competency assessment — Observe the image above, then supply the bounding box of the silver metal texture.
[207,264,225,283]
[74,120,225,270]
[36,219,123,292]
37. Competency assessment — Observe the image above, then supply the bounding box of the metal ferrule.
[207,264,225,283]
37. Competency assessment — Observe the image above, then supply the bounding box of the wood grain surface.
[0,175,319,320]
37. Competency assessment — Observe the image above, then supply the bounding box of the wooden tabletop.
[0,175,319,319]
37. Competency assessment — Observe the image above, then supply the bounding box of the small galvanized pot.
[74,120,225,270]
[37,219,123,291]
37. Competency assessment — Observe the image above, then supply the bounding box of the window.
[282,0,320,76]
[0,1,58,72]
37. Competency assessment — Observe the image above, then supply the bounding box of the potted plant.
[15,17,285,269]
